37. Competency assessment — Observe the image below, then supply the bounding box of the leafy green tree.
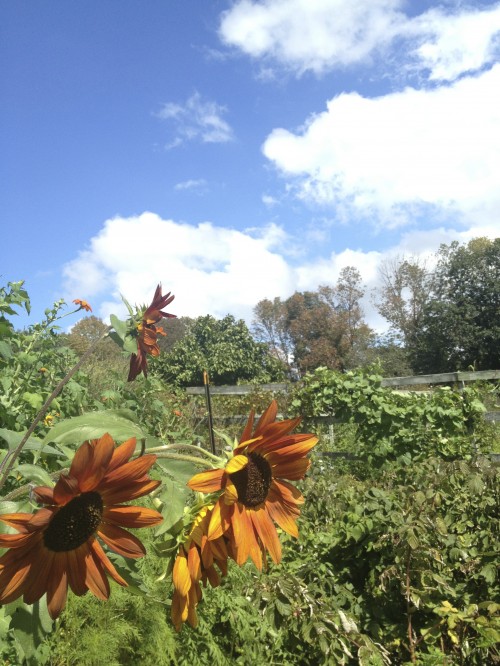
[374,254,430,349]
[251,297,294,373]
[152,314,286,387]
[413,238,500,372]
[253,268,374,377]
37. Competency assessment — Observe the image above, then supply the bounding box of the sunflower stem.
[0,327,112,494]
[148,443,222,463]
[154,451,219,467]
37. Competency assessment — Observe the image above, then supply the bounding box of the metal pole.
[203,370,216,454]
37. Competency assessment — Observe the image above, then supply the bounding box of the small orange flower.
[187,401,317,569]
[73,299,92,312]
[171,505,229,631]
[0,434,162,619]
[128,284,175,382]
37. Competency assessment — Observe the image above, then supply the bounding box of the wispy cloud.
[157,91,234,147]
[219,0,500,81]
[174,178,208,193]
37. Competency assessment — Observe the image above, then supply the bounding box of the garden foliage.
[0,281,498,665]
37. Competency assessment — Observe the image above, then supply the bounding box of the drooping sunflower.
[187,401,317,569]
[0,433,162,619]
[128,284,175,381]
[171,504,229,631]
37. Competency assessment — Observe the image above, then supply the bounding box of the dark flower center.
[43,492,103,552]
[229,453,272,507]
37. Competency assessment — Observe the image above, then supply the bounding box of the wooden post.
[203,370,216,455]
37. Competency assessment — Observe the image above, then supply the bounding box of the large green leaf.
[41,410,155,448]
[5,598,53,664]
[14,464,54,487]
[155,459,197,535]
[0,428,61,456]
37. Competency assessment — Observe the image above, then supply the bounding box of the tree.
[374,255,430,349]
[251,297,294,373]
[152,314,286,387]
[412,237,500,372]
[251,268,374,377]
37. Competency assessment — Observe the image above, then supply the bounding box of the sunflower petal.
[53,473,79,505]
[66,547,88,596]
[100,454,157,487]
[225,454,248,474]
[266,487,300,538]
[254,400,278,434]
[238,409,255,444]
[187,543,201,582]
[265,436,318,464]
[23,545,55,604]
[79,433,115,491]
[46,553,69,619]
[173,547,191,596]
[272,479,305,505]
[90,538,128,588]
[97,523,146,558]
[0,513,33,532]
[31,486,55,505]
[249,507,282,565]
[99,479,161,504]
[271,458,311,480]
[108,437,137,471]
[187,468,224,493]
[67,441,93,487]
[84,542,110,600]
[103,506,163,528]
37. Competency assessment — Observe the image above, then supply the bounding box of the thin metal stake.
[203,370,216,454]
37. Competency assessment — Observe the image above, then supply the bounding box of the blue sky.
[2,0,500,332]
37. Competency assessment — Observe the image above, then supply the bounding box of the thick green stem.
[155,451,217,467]
[148,442,222,463]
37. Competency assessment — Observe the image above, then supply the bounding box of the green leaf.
[154,465,192,535]
[22,392,44,411]
[14,464,54,487]
[0,340,12,359]
[41,410,151,448]
[480,564,497,584]
[110,314,129,341]
[0,428,61,456]
[0,500,23,516]
[6,598,53,662]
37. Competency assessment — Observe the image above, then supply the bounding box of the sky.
[2,0,500,333]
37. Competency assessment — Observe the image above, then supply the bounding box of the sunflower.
[0,433,162,619]
[171,504,229,631]
[72,298,92,312]
[187,401,317,569]
[128,284,175,382]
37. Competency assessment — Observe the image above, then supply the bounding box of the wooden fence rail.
[186,369,500,396]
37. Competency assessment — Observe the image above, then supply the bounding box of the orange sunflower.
[0,433,162,619]
[171,504,230,631]
[128,283,175,382]
[187,401,317,569]
[72,298,92,312]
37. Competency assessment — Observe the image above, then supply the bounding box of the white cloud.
[174,178,208,192]
[219,0,500,81]
[157,92,234,146]
[409,4,500,82]
[62,213,293,322]
[262,65,500,227]
[219,0,403,75]
[62,212,498,334]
